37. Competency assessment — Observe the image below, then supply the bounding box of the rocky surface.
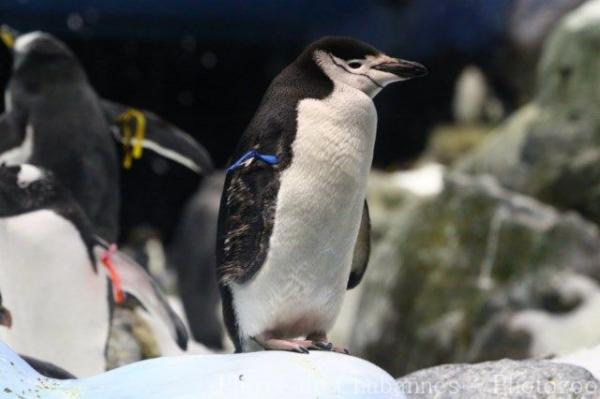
[558,345,600,380]
[458,0,600,227]
[498,0,585,105]
[398,358,600,399]
[351,172,600,376]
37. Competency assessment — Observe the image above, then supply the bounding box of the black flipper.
[347,201,371,290]
[216,158,280,286]
[21,355,76,379]
[100,99,213,174]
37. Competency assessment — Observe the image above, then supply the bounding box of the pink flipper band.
[101,244,125,304]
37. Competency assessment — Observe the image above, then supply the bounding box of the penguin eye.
[347,61,363,69]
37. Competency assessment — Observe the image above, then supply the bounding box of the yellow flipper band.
[0,26,15,49]
[117,108,146,169]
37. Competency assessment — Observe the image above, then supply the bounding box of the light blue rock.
[0,342,404,399]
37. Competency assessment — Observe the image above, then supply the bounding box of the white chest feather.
[233,85,377,339]
[0,124,34,165]
[0,210,110,377]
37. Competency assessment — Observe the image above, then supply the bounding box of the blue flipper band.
[226,150,279,173]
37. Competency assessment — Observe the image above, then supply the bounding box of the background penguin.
[217,36,426,353]
[168,171,226,350]
[0,163,188,377]
[0,27,212,242]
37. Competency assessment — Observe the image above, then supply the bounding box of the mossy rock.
[353,173,600,376]
[458,0,600,226]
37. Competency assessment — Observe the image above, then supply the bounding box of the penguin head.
[0,164,61,217]
[302,36,427,97]
[0,291,12,329]
[10,29,70,55]
[1,27,85,86]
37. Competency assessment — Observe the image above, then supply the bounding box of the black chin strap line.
[327,53,383,89]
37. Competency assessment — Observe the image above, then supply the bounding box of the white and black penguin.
[0,164,188,376]
[0,27,212,241]
[217,36,427,353]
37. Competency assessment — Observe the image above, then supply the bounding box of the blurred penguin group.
[0,27,224,377]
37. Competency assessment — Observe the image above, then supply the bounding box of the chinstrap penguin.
[0,164,188,376]
[217,36,426,353]
[0,26,212,241]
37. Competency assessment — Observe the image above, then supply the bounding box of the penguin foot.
[306,332,350,355]
[313,341,333,351]
[332,346,351,355]
[313,341,349,354]
[253,335,313,354]
[253,332,351,354]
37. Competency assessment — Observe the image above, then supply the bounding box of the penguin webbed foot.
[306,332,351,355]
[253,335,312,354]
[313,341,350,354]
[253,332,351,355]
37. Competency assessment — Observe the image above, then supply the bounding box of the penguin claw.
[254,336,313,354]
[333,346,351,355]
[293,346,310,354]
[312,341,349,354]
[253,334,348,355]
[313,341,334,351]
[305,332,349,354]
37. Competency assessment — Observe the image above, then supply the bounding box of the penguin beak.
[0,307,12,328]
[373,58,428,80]
[0,25,19,49]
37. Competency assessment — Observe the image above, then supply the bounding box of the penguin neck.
[12,57,87,92]
[294,80,378,189]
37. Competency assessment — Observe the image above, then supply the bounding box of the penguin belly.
[232,86,377,347]
[0,210,110,377]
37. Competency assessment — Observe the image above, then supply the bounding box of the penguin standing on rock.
[217,36,427,353]
[0,27,212,241]
[0,164,188,377]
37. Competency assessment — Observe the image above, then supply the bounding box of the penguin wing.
[216,77,299,286]
[92,243,189,350]
[347,201,371,290]
[100,99,213,174]
[21,356,76,380]
[216,160,279,286]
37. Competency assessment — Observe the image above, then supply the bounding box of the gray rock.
[398,359,600,399]
[496,0,585,104]
[458,0,600,226]
[351,173,600,376]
